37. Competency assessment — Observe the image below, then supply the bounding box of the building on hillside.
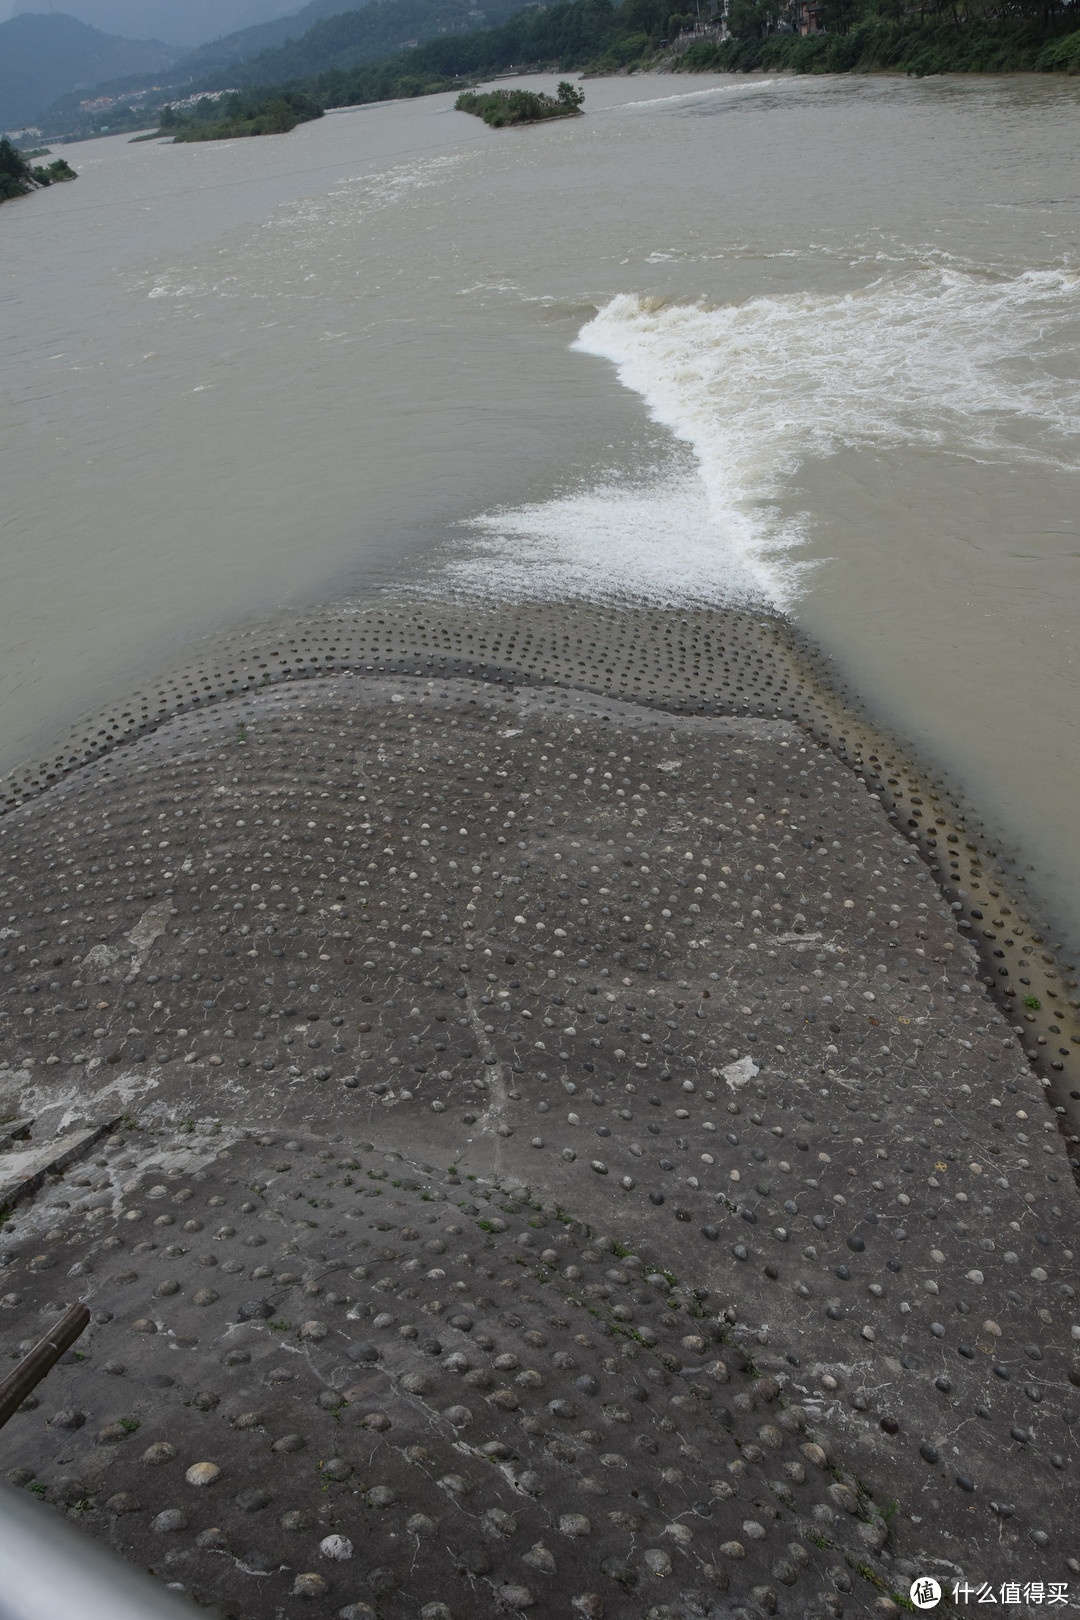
[792,0,825,32]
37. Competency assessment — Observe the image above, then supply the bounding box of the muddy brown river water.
[3,70,1079,948]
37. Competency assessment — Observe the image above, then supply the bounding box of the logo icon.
[910,1577,942,1609]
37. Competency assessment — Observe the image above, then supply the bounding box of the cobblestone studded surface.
[0,643,1077,1619]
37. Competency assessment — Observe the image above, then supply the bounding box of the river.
[2,69,1079,948]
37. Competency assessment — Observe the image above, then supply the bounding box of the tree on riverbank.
[0,138,76,203]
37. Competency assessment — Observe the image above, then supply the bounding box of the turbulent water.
[3,71,1079,944]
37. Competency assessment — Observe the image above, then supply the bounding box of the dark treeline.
[685,11,1080,72]
[681,21,1080,73]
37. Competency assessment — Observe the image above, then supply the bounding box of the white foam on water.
[135,151,473,303]
[611,79,779,110]
[454,265,1080,610]
[447,467,797,609]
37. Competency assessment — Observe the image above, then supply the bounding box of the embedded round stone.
[347,1342,379,1363]
[236,1487,272,1512]
[141,1442,177,1466]
[238,1300,273,1320]
[185,1462,221,1487]
[151,1508,189,1533]
[292,1573,329,1599]
[558,1514,591,1537]
[272,1433,306,1453]
[50,1409,85,1431]
[495,1588,535,1610]
[105,1492,141,1515]
[320,1534,353,1560]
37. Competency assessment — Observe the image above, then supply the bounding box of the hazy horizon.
[5,0,312,46]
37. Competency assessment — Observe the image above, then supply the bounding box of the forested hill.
[250,0,644,103]
[167,0,374,81]
[237,0,1080,104]
[194,0,532,88]
[0,11,179,131]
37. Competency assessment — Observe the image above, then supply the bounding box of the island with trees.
[0,137,76,204]
[455,79,584,126]
[157,88,323,141]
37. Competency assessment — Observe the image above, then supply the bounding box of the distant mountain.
[8,0,313,48]
[169,0,374,77]
[34,0,524,133]
[0,11,179,129]
[192,0,527,87]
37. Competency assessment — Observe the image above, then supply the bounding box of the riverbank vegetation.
[261,0,1080,106]
[0,138,76,203]
[455,79,584,123]
[676,17,1080,75]
[159,89,324,140]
